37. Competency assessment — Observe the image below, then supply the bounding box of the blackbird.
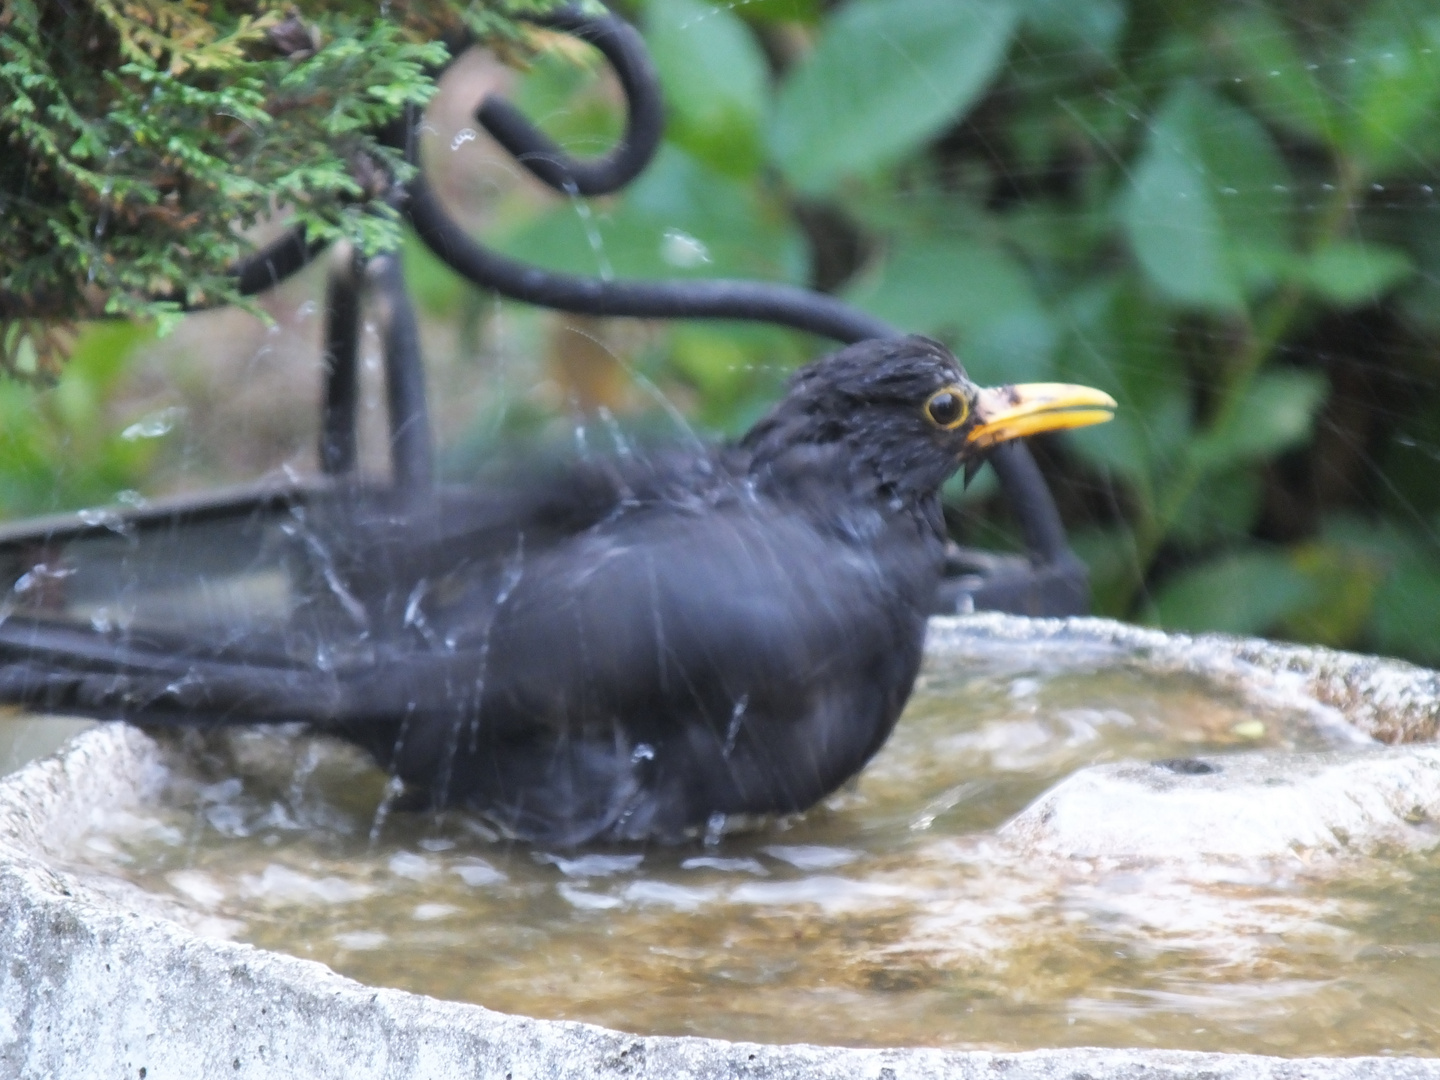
[0,336,1113,845]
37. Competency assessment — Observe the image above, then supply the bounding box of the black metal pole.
[405,176,898,344]
[368,253,434,490]
[320,246,364,476]
[987,441,1074,569]
[233,226,325,298]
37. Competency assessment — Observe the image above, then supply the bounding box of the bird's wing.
[387,499,935,822]
[0,452,741,730]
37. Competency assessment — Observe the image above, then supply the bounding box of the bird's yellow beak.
[966,382,1117,450]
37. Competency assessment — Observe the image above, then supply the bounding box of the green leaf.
[847,234,1056,383]
[1371,555,1440,664]
[1374,399,1440,521]
[1069,526,1143,617]
[1217,9,1336,145]
[1068,394,1188,495]
[863,238,1036,333]
[1020,0,1125,58]
[1281,541,1383,649]
[1120,83,1293,313]
[1322,516,1440,664]
[735,0,823,21]
[0,320,160,518]
[1150,549,1318,636]
[666,323,804,431]
[768,0,1019,194]
[493,145,807,283]
[1170,469,1264,547]
[62,321,155,397]
[1057,280,1192,495]
[1298,240,1415,307]
[1192,368,1329,472]
[1343,7,1440,175]
[965,307,1059,387]
[644,0,769,179]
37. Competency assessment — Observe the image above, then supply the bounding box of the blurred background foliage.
[0,0,558,367]
[5,0,1440,666]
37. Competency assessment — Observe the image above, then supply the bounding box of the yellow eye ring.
[924,387,969,429]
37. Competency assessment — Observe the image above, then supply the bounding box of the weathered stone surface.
[1003,745,1440,862]
[928,614,1440,744]
[2,615,1440,1078]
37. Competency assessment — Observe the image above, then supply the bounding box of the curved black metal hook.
[405,174,897,343]
[0,224,322,319]
[219,6,660,299]
[476,7,665,197]
[395,3,903,343]
[231,226,324,298]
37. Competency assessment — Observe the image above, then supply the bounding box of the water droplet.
[368,775,405,844]
[453,859,506,887]
[703,812,727,847]
[660,229,712,269]
[537,852,643,878]
[121,406,184,441]
[761,845,860,870]
[567,193,613,281]
[77,508,125,532]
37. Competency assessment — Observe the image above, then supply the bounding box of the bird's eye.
[925,388,969,429]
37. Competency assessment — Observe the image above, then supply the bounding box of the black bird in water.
[0,336,1113,845]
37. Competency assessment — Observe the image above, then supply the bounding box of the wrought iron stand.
[1,5,1088,617]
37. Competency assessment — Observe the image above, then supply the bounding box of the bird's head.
[741,335,1115,505]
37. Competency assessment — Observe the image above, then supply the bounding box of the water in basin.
[10,643,1440,1056]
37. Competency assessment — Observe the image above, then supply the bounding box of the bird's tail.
[0,617,347,727]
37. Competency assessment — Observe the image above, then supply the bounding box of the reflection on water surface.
[8,648,1440,1055]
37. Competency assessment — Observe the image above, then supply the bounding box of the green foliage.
[644,0,768,178]
[1120,83,1293,313]
[848,234,1056,384]
[0,321,167,514]
[768,0,1019,194]
[10,0,1440,668]
[492,144,807,282]
[1149,549,1316,637]
[1298,241,1414,307]
[0,0,561,372]
[1189,369,1328,472]
[464,0,1440,665]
